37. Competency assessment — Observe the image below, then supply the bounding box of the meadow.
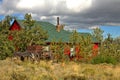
[0,58,120,80]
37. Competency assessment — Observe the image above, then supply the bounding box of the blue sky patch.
[0,15,4,20]
[12,13,24,20]
[78,26,120,38]
[0,0,2,2]
[100,26,120,38]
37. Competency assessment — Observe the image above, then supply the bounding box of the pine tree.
[23,13,35,30]
[70,30,80,45]
[2,15,13,30]
[0,30,15,59]
[11,26,48,51]
[70,30,93,61]
[0,21,2,31]
[92,28,104,43]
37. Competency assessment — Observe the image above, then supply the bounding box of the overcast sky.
[0,0,120,32]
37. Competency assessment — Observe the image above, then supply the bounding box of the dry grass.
[0,58,120,80]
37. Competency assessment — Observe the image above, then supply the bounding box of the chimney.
[57,17,59,25]
[56,17,60,32]
[56,17,63,32]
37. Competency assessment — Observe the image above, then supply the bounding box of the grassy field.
[0,58,120,80]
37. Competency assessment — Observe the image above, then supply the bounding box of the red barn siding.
[8,20,21,41]
[9,20,21,31]
[8,35,13,40]
[75,44,82,59]
[93,43,99,50]
[64,45,70,56]
[92,43,99,57]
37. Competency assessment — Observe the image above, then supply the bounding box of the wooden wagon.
[13,45,53,62]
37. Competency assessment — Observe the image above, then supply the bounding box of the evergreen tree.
[0,30,15,59]
[70,30,80,45]
[106,34,113,42]
[92,28,104,43]
[114,36,120,44]
[23,13,35,30]
[79,34,93,61]
[2,15,13,30]
[92,34,120,64]
[0,21,2,31]
[11,26,48,51]
[70,30,93,61]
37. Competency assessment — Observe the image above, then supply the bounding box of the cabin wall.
[92,43,99,57]
[63,43,99,59]
[9,20,21,40]
[8,35,13,40]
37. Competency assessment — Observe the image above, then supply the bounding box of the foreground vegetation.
[0,14,120,80]
[0,58,120,80]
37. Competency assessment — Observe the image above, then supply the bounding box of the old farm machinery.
[13,45,53,62]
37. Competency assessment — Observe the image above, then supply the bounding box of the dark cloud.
[0,0,120,30]
[64,0,120,29]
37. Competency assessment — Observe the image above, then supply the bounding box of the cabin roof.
[35,21,99,43]
[10,20,99,43]
[35,21,71,42]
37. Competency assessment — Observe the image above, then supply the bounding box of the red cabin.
[8,19,100,60]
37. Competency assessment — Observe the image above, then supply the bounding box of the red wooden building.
[9,19,99,59]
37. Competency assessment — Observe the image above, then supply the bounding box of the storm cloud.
[0,0,120,30]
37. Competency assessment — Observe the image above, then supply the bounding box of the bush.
[91,55,117,64]
[0,30,15,60]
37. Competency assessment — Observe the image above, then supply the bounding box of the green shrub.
[91,55,117,64]
[0,30,15,60]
